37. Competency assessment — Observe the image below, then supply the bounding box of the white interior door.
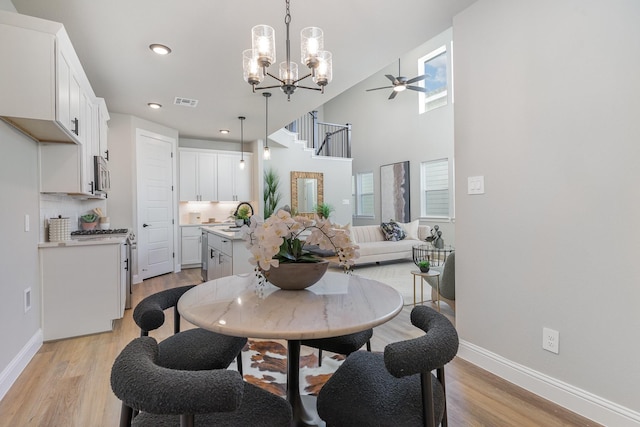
[136,130,175,280]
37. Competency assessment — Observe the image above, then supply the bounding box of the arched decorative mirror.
[291,171,323,218]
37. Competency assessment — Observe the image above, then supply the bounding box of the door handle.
[142,223,150,227]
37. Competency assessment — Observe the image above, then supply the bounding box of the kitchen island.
[200,225,253,281]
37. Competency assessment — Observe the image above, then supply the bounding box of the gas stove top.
[71,228,130,236]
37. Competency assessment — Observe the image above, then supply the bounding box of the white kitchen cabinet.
[180,226,202,268]
[40,142,96,196]
[179,149,217,201]
[217,152,253,201]
[203,228,253,281]
[40,241,126,341]
[0,11,103,145]
[96,98,110,159]
[207,232,233,281]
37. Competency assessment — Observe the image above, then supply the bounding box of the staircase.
[285,111,351,159]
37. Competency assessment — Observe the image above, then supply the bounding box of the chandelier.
[242,0,332,101]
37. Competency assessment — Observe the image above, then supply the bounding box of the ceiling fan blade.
[407,86,427,92]
[388,90,398,100]
[366,86,393,92]
[385,74,398,84]
[406,74,427,84]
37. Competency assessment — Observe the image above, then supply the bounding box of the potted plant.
[314,202,334,220]
[234,205,251,227]
[264,168,282,219]
[80,213,99,230]
[417,259,430,273]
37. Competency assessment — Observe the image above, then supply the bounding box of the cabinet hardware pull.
[72,118,79,135]
[142,223,150,227]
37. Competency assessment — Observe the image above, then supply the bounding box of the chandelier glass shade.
[243,0,332,100]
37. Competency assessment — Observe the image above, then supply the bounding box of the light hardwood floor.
[0,268,600,427]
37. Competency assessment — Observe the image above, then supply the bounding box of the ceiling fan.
[366,59,428,100]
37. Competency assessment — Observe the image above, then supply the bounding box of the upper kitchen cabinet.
[0,10,103,144]
[96,98,110,159]
[179,149,217,202]
[217,152,253,202]
[40,142,95,196]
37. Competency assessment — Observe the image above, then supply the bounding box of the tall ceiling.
[11,0,476,143]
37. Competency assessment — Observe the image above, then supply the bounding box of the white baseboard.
[0,329,43,401]
[458,340,640,427]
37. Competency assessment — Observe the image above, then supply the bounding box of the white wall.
[266,138,353,226]
[2,0,16,12]
[322,29,456,244]
[454,0,640,423]
[0,121,41,398]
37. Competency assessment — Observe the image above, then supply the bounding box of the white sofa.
[351,223,431,265]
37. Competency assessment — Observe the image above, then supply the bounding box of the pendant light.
[238,116,246,170]
[243,0,332,101]
[263,92,271,160]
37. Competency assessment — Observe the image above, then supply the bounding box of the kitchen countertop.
[38,235,127,248]
[200,225,244,240]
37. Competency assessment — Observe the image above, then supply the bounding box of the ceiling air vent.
[174,97,198,107]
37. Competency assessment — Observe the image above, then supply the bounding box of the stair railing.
[286,111,351,159]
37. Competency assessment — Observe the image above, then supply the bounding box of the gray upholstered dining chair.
[133,285,246,374]
[301,329,372,367]
[317,305,459,427]
[111,336,292,427]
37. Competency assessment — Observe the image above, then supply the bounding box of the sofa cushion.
[351,225,386,244]
[357,240,417,258]
[399,220,419,240]
[381,221,406,241]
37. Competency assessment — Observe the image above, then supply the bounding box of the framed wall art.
[380,161,410,222]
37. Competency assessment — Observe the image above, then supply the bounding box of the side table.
[410,270,442,311]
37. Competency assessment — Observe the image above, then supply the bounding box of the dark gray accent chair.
[425,251,455,312]
[111,336,292,427]
[301,329,372,367]
[317,306,459,427]
[133,285,246,373]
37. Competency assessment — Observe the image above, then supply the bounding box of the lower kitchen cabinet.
[180,226,202,268]
[39,241,126,341]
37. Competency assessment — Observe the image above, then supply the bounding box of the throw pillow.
[399,219,419,240]
[380,220,406,241]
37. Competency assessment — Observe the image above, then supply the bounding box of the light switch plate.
[468,176,485,195]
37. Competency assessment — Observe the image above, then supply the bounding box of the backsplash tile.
[40,194,107,241]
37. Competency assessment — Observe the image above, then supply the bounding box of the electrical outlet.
[542,327,559,354]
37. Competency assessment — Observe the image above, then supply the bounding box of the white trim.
[0,329,43,401]
[458,340,640,427]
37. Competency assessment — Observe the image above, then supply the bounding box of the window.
[420,159,450,218]
[418,44,449,114]
[353,172,374,217]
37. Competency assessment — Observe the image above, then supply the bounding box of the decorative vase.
[235,219,245,227]
[419,266,430,273]
[263,260,329,290]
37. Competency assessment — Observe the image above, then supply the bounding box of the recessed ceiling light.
[148,102,162,109]
[149,44,171,55]
[219,129,230,134]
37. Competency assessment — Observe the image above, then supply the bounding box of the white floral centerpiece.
[241,209,359,281]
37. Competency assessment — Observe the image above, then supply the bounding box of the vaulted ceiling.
[12,0,476,142]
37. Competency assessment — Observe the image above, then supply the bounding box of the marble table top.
[178,271,404,340]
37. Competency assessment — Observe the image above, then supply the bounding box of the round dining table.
[178,271,404,427]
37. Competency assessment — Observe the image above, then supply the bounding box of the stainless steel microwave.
[94,156,110,193]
